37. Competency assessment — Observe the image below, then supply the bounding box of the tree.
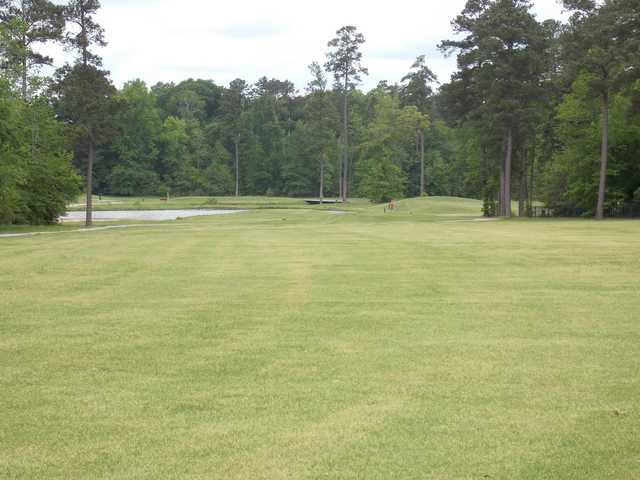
[400,56,437,195]
[539,74,640,215]
[0,0,64,99]
[306,61,327,94]
[109,80,162,195]
[220,78,248,196]
[63,0,105,67]
[158,115,188,188]
[153,79,223,121]
[400,55,438,115]
[53,63,117,226]
[55,0,109,226]
[562,0,640,218]
[112,80,161,169]
[204,141,234,196]
[303,90,339,202]
[355,92,429,202]
[440,0,546,217]
[325,25,368,202]
[0,79,80,224]
[358,157,406,203]
[249,76,295,194]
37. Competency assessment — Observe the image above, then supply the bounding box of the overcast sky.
[49,0,568,92]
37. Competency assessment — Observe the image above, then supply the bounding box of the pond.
[60,209,246,222]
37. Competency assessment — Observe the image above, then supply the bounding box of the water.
[60,209,246,222]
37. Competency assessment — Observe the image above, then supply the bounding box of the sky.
[48,0,568,92]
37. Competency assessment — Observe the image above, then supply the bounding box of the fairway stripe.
[0,223,201,239]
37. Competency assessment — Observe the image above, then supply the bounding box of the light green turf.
[67,195,371,212]
[1,197,639,479]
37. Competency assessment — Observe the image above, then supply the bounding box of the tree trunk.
[519,148,528,217]
[337,136,343,200]
[342,78,349,202]
[503,126,513,218]
[596,91,609,220]
[319,154,325,204]
[20,4,27,100]
[528,144,536,215]
[30,108,39,158]
[419,130,426,196]
[81,9,88,67]
[21,53,28,100]
[234,138,240,197]
[343,151,348,201]
[499,153,506,216]
[85,141,94,227]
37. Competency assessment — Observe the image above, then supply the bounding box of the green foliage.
[204,162,234,196]
[0,82,80,224]
[324,25,368,90]
[109,165,162,196]
[482,179,498,217]
[112,80,161,168]
[53,63,118,145]
[358,156,406,203]
[0,0,65,98]
[306,62,327,93]
[440,0,548,216]
[400,55,438,114]
[0,80,21,223]
[64,0,106,67]
[539,73,640,213]
[3,1,638,221]
[355,92,427,200]
[158,115,188,178]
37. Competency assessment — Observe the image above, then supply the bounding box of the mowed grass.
[1,197,639,479]
[67,195,370,212]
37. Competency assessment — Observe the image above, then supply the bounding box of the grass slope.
[1,197,639,479]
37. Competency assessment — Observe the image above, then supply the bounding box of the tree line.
[0,0,639,225]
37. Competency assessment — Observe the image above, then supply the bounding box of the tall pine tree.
[325,25,368,202]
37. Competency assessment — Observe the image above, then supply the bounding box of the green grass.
[68,195,371,212]
[0,223,76,234]
[1,197,639,479]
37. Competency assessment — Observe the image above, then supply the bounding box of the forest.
[0,0,639,224]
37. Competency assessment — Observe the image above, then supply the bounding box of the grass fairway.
[66,195,370,212]
[1,197,639,479]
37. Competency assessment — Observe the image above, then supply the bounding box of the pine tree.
[0,0,64,99]
[441,0,546,217]
[325,25,368,202]
[55,0,112,226]
[562,0,640,218]
[64,0,105,67]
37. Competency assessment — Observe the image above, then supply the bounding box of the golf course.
[1,196,639,479]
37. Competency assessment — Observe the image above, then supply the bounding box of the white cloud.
[46,0,568,91]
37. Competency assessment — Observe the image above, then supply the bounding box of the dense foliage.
[438,0,639,217]
[1,0,639,224]
[0,78,79,224]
